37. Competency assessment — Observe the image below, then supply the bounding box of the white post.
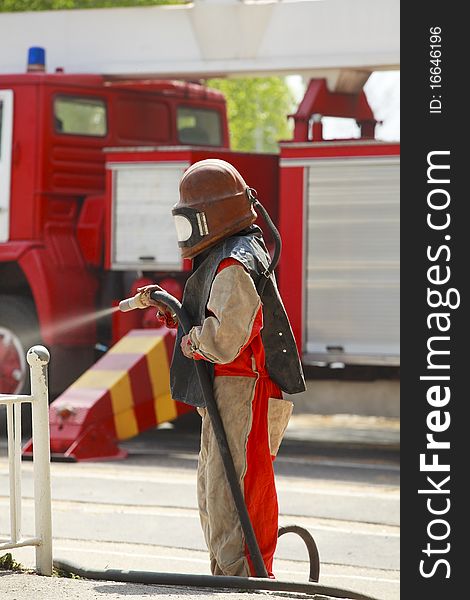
[6,402,21,543]
[27,345,53,577]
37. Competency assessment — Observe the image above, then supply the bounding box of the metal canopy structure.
[0,0,399,83]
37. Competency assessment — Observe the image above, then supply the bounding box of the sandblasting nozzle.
[118,293,147,312]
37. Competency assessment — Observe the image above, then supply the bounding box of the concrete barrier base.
[286,380,399,418]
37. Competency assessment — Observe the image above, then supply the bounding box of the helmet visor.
[174,214,193,243]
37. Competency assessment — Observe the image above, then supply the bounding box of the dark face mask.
[172,206,209,251]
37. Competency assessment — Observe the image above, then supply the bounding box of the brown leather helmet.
[172,159,257,259]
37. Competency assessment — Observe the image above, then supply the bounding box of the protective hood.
[172,159,257,259]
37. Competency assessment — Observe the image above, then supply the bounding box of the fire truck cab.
[0,59,229,395]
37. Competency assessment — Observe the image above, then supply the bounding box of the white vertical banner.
[0,89,14,243]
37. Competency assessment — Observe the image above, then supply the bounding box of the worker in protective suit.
[140,159,305,577]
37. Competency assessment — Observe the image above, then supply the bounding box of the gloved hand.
[136,284,178,328]
[181,334,198,359]
[136,284,166,309]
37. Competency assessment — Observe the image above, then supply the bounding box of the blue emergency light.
[27,47,46,72]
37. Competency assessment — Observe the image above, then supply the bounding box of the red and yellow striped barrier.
[25,329,194,461]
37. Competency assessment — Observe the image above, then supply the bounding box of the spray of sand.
[21,306,120,349]
[41,306,120,339]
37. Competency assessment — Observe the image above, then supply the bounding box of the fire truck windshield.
[53,95,107,137]
[177,106,222,146]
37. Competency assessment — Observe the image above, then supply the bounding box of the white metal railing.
[0,345,52,576]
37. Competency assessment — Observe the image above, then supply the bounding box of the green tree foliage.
[207,77,295,153]
[0,0,182,11]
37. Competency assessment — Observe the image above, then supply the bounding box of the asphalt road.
[0,425,400,600]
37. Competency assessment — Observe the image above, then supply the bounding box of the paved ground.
[2,572,352,600]
[0,414,400,599]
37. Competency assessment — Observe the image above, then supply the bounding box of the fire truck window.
[53,96,107,137]
[177,107,222,146]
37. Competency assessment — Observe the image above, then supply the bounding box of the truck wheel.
[0,295,41,395]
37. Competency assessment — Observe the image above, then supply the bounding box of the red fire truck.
[1,51,399,411]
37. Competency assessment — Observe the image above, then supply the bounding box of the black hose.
[246,188,282,297]
[53,559,379,600]
[278,525,320,582]
[150,290,269,579]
